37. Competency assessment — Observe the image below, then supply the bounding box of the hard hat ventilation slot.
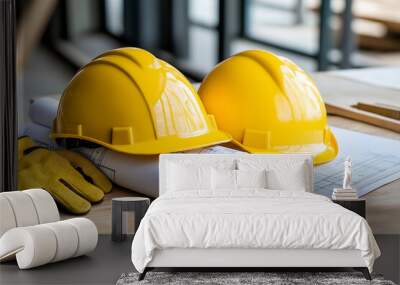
[76,124,83,136]
[112,127,134,145]
[243,129,271,150]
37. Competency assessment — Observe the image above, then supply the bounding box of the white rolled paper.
[29,95,60,128]
[78,145,244,197]
[23,122,57,149]
[78,147,160,197]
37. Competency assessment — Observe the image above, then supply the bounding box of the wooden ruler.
[313,72,400,134]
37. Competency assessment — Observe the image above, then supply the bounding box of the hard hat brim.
[231,128,338,165]
[51,130,232,155]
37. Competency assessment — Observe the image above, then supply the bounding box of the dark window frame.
[0,0,17,192]
[239,0,355,70]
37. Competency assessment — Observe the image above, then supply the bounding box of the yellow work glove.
[18,135,36,160]
[18,137,112,214]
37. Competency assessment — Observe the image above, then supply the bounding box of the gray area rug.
[116,272,395,285]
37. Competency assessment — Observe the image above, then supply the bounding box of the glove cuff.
[18,136,41,160]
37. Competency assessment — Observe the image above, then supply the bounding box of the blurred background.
[16,0,400,130]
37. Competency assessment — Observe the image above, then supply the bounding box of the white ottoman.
[0,189,59,237]
[0,218,98,269]
[0,189,98,269]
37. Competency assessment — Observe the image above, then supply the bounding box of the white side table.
[112,197,150,242]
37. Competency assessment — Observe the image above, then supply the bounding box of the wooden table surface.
[319,71,400,235]
[62,73,400,235]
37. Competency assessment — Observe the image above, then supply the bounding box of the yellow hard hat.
[52,47,231,154]
[198,50,338,164]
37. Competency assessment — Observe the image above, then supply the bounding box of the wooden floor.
[60,186,144,235]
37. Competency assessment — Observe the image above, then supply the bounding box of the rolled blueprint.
[78,146,244,197]
[29,95,61,128]
[23,122,58,149]
[77,147,160,197]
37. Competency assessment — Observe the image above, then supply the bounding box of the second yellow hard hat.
[52,48,231,154]
[198,50,338,164]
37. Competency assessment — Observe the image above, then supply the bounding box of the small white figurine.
[332,156,357,200]
[343,156,352,190]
